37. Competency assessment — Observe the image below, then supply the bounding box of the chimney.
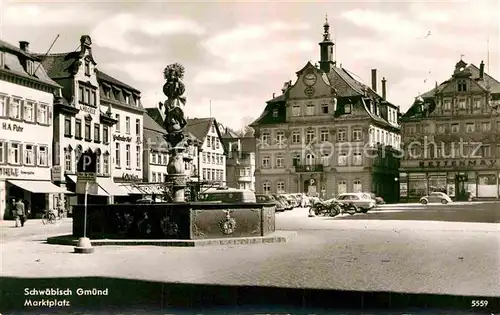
[382,77,387,100]
[479,60,485,80]
[19,41,29,52]
[371,69,377,92]
[273,93,275,98]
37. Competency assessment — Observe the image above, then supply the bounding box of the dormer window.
[26,60,35,76]
[344,103,352,114]
[457,81,467,92]
[84,60,90,76]
[124,94,130,105]
[272,108,279,118]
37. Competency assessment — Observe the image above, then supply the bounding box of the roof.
[145,107,165,127]
[143,112,166,133]
[97,70,140,93]
[38,52,80,79]
[0,40,40,60]
[186,118,214,141]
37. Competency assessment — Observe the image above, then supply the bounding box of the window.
[84,122,91,140]
[306,130,315,143]
[135,119,141,136]
[206,135,211,147]
[320,129,329,142]
[344,103,352,114]
[64,116,72,136]
[276,131,285,145]
[437,124,445,134]
[291,131,300,144]
[115,114,120,132]
[91,91,96,107]
[261,156,270,168]
[305,154,315,165]
[86,90,90,105]
[125,144,131,168]
[353,152,362,165]
[79,86,84,103]
[9,143,20,164]
[263,182,271,194]
[211,124,216,133]
[10,98,21,119]
[64,150,72,172]
[481,145,491,157]
[458,98,466,110]
[124,94,130,105]
[84,60,90,76]
[115,143,121,167]
[292,152,301,166]
[465,123,475,132]
[353,180,362,193]
[352,128,362,141]
[93,124,100,142]
[152,172,157,182]
[292,105,300,116]
[96,155,101,174]
[215,138,219,149]
[306,103,315,116]
[481,122,491,132]
[261,132,270,145]
[473,97,482,109]
[321,104,329,114]
[136,146,141,169]
[337,128,346,142]
[457,81,467,92]
[211,153,215,164]
[24,101,34,122]
[103,126,109,144]
[202,152,206,163]
[272,108,279,118]
[321,151,330,166]
[0,95,6,116]
[38,146,48,166]
[37,103,48,124]
[338,152,347,166]
[275,154,284,168]
[277,181,285,194]
[451,123,459,133]
[125,116,131,134]
[75,119,82,138]
[24,144,34,165]
[443,99,451,111]
[337,181,347,195]
[0,142,5,164]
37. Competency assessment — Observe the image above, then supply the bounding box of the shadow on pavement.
[1,276,498,314]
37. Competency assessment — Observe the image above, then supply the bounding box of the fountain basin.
[72,202,276,240]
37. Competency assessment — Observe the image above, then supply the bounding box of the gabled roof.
[143,112,166,133]
[145,107,165,127]
[97,70,140,93]
[186,118,214,142]
[38,52,80,79]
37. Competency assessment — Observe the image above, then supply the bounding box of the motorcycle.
[338,202,357,215]
[309,199,341,217]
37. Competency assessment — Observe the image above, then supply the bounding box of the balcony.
[295,164,324,173]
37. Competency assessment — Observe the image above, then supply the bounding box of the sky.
[1,0,499,131]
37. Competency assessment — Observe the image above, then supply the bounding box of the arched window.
[305,154,315,166]
[353,180,362,193]
[64,146,73,172]
[276,180,285,194]
[103,152,110,175]
[263,181,271,194]
[337,180,347,195]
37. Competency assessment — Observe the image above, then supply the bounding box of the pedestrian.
[57,197,64,218]
[14,198,26,228]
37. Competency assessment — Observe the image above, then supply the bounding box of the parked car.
[419,192,452,204]
[363,192,385,205]
[283,194,299,208]
[273,194,293,210]
[337,193,376,213]
[198,187,256,203]
[256,194,284,212]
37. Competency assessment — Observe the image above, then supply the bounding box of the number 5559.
[471,300,488,307]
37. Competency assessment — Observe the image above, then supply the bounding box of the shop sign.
[2,122,24,132]
[419,159,498,168]
[121,173,140,181]
[113,134,132,142]
[51,165,62,181]
[79,104,96,115]
[0,167,20,177]
[400,182,408,197]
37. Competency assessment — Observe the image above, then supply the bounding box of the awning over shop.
[97,178,129,196]
[140,184,165,195]
[119,184,145,195]
[66,175,109,196]
[8,180,72,194]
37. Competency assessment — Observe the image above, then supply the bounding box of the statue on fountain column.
[159,63,189,202]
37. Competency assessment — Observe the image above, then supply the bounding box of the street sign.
[76,151,98,195]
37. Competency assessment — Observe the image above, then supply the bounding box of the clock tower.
[319,16,335,73]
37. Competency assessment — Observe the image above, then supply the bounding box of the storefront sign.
[0,167,20,177]
[2,122,24,132]
[79,105,96,115]
[51,166,62,181]
[121,173,140,181]
[113,134,132,142]
[419,159,498,168]
[400,182,408,197]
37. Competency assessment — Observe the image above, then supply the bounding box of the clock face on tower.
[303,73,317,86]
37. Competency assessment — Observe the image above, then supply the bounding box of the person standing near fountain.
[158,63,189,202]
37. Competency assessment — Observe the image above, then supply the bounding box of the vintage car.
[419,192,453,204]
[198,187,257,203]
[337,193,376,213]
[256,194,285,212]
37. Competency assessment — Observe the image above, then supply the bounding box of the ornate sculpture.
[159,63,189,202]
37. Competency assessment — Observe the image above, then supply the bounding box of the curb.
[47,231,298,247]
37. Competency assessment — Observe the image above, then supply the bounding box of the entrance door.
[455,174,468,201]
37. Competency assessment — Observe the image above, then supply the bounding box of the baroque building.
[0,40,66,219]
[251,20,401,202]
[39,35,140,206]
[221,128,256,191]
[400,59,500,201]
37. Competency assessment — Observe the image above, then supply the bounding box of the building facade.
[0,40,66,219]
[251,20,401,202]
[400,59,500,201]
[186,118,226,186]
[222,129,256,191]
[40,35,136,205]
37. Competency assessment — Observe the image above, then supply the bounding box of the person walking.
[14,198,26,228]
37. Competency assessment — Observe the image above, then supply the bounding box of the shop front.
[65,175,129,206]
[114,172,145,203]
[400,159,500,202]
[1,166,69,219]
